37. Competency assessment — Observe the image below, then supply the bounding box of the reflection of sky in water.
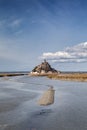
[0,76,87,130]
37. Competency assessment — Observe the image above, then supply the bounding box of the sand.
[38,86,55,106]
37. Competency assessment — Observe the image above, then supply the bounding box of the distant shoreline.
[0,72,87,82]
[29,72,87,82]
[47,73,87,82]
[0,72,28,77]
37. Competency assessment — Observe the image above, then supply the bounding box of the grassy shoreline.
[29,72,87,82]
[0,72,87,82]
[47,73,87,82]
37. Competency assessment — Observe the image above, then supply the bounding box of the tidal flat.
[0,75,87,130]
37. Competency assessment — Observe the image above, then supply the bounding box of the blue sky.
[0,0,87,71]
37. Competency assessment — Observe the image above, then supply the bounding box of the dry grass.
[29,72,87,82]
[47,73,87,82]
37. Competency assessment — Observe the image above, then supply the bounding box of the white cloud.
[40,42,87,63]
[10,19,22,28]
[0,18,22,30]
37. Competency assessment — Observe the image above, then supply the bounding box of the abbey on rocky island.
[31,60,60,74]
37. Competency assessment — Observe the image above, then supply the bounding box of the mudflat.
[0,76,87,130]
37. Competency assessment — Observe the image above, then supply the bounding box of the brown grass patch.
[47,73,87,82]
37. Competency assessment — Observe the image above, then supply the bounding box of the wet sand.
[0,76,87,130]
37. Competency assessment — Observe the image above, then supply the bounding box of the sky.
[0,0,87,72]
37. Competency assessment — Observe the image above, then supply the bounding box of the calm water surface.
[0,75,87,130]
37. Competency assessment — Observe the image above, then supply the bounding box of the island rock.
[30,60,60,75]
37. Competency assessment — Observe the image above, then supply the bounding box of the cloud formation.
[41,42,87,63]
[0,17,22,32]
[9,19,22,28]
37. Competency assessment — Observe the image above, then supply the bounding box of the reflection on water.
[0,76,87,130]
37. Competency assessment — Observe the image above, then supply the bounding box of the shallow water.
[0,76,87,130]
